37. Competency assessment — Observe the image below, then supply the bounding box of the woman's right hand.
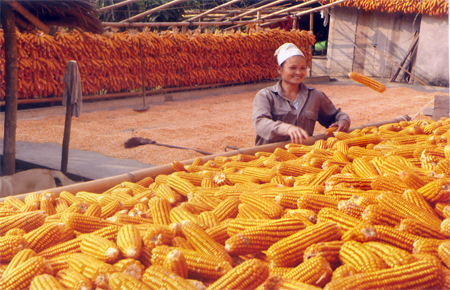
[287,126,310,144]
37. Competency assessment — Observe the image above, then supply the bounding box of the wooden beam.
[216,0,274,22]
[120,0,188,23]
[261,0,321,20]
[187,0,243,22]
[98,0,142,13]
[6,0,50,34]
[1,1,18,175]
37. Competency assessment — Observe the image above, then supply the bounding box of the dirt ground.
[0,82,446,166]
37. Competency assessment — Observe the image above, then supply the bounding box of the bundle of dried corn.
[312,0,448,16]
[0,28,315,100]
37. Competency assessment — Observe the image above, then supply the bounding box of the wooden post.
[1,2,18,175]
[433,95,450,121]
[309,13,314,77]
[61,98,73,174]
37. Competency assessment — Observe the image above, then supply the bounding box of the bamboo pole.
[1,1,18,176]
[0,115,411,201]
[104,17,288,27]
[216,0,275,21]
[220,0,291,22]
[6,0,50,34]
[187,0,243,22]
[119,0,188,23]
[98,0,142,13]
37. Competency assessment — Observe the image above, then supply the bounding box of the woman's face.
[278,55,307,85]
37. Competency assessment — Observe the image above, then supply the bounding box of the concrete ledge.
[0,77,331,121]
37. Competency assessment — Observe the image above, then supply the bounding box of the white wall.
[326,6,448,87]
[414,14,449,86]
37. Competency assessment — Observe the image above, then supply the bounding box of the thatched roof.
[14,0,103,34]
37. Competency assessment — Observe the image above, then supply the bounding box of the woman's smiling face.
[278,55,307,86]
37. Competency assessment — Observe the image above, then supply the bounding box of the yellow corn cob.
[441,218,450,237]
[337,200,364,219]
[75,191,99,205]
[339,240,387,273]
[24,192,40,208]
[2,248,36,278]
[23,223,63,253]
[205,223,229,245]
[224,218,306,256]
[38,236,83,259]
[239,192,283,219]
[357,224,421,252]
[45,253,74,273]
[100,200,123,219]
[348,72,386,93]
[309,164,341,186]
[0,211,47,236]
[167,175,196,196]
[0,208,18,218]
[136,176,154,188]
[377,192,442,228]
[267,222,342,267]
[261,275,324,290]
[113,258,145,280]
[201,177,218,188]
[0,237,29,262]
[208,258,269,290]
[64,212,121,233]
[19,203,38,213]
[30,273,66,290]
[55,267,92,290]
[324,258,443,290]
[197,211,219,229]
[107,213,152,225]
[59,191,82,205]
[236,203,271,220]
[402,189,439,218]
[68,252,116,288]
[151,245,232,280]
[282,209,316,226]
[226,218,270,236]
[63,201,89,214]
[142,264,198,290]
[417,178,450,202]
[317,207,360,232]
[303,240,344,269]
[352,157,380,179]
[148,197,172,225]
[4,228,26,237]
[363,241,417,268]
[171,236,195,250]
[83,203,101,218]
[142,224,175,249]
[438,240,450,268]
[110,188,134,200]
[172,160,187,172]
[211,197,240,222]
[282,255,332,287]
[275,162,321,177]
[80,234,120,263]
[361,204,403,227]
[297,194,339,213]
[331,264,358,281]
[163,249,189,279]
[4,196,26,210]
[398,218,447,239]
[108,272,151,290]
[413,238,446,257]
[1,256,46,290]
[52,199,68,214]
[181,220,233,265]
[272,147,298,162]
[117,225,142,259]
[435,201,450,219]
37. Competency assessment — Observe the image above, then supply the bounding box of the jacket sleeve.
[252,90,292,142]
[316,91,351,128]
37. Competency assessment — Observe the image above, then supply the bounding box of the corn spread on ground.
[0,117,450,289]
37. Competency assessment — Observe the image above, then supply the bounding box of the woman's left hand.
[330,120,350,132]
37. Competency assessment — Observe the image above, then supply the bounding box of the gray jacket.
[252,81,350,145]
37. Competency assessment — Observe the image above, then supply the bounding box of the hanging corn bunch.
[0,28,315,101]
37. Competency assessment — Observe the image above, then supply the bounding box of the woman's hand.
[287,126,309,144]
[330,120,350,132]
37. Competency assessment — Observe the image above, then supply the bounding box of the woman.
[252,43,350,145]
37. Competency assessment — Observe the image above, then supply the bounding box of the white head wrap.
[274,43,305,66]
